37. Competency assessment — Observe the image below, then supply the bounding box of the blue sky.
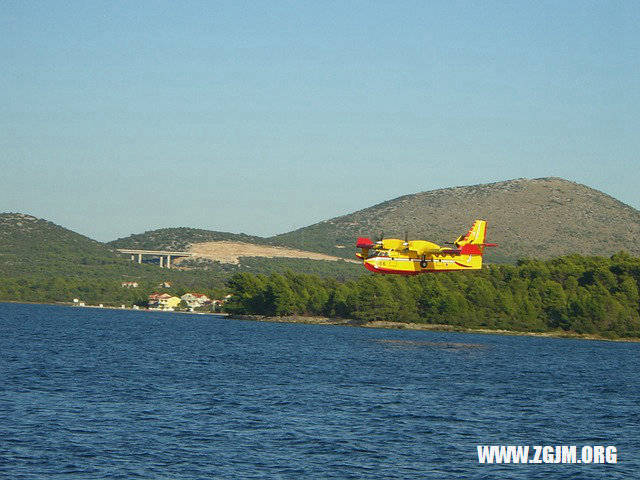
[1,1,638,241]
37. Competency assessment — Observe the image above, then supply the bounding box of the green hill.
[269,178,640,263]
[108,227,269,251]
[107,226,361,280]
[0,213,127,276]
[0,214,362,305]
[0,213,230,304]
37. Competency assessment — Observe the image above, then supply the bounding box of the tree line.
[0,275,226,307]
[224,252,640,338]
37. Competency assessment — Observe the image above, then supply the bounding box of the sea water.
[1,302,638,479]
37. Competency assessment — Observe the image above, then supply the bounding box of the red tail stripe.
[460,244,483,255]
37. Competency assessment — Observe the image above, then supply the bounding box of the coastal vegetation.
[0,275,225,307]
[0,258,361,307]
[0,214,362,306]
[224,252,640,339]
[4,176,640,341]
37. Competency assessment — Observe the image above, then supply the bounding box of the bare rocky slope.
[105,178,640,265]
[270,177,640,263]
[182,241,357,265]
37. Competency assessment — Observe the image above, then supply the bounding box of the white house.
[181,293,210,309]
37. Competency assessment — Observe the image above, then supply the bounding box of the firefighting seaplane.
[356,220,497,275]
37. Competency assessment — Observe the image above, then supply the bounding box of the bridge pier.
[117,249,193,269]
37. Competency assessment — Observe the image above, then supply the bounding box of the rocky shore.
[228,314,640,342]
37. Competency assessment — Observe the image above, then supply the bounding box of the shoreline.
[2,301,638,342]
[228,314,640,343]
[0,300,224,316]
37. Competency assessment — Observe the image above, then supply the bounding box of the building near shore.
[181,293,210,309]
[148,293,181,310]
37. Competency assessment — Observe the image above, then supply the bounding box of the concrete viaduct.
[117,249,195,269]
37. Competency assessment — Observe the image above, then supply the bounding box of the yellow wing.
[406,240,441,255]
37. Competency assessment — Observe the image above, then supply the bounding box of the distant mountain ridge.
[0,213,360,287]
[270,177,640,263]
[6,177,640,268]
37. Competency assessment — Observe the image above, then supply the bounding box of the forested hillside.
[0,214,228,302]
[0,214,363,305]
[225,252,640,339]
[3,213,640,339]
[0,213,129,276]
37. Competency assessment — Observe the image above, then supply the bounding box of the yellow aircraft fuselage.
[356,220,495,275]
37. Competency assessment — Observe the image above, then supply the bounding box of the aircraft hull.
[363,255,481,275]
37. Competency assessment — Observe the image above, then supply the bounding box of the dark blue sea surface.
[1,302,638,479]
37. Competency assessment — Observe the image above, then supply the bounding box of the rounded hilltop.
[270,177,640,263]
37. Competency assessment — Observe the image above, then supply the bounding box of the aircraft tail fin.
[454,220,497,255]
[459,220,486,246]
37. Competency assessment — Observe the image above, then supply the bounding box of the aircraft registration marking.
[374,258,456,266]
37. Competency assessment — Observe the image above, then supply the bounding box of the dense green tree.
[3,249,640,339]
[222,253,640,338]
[263,273,298,316]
